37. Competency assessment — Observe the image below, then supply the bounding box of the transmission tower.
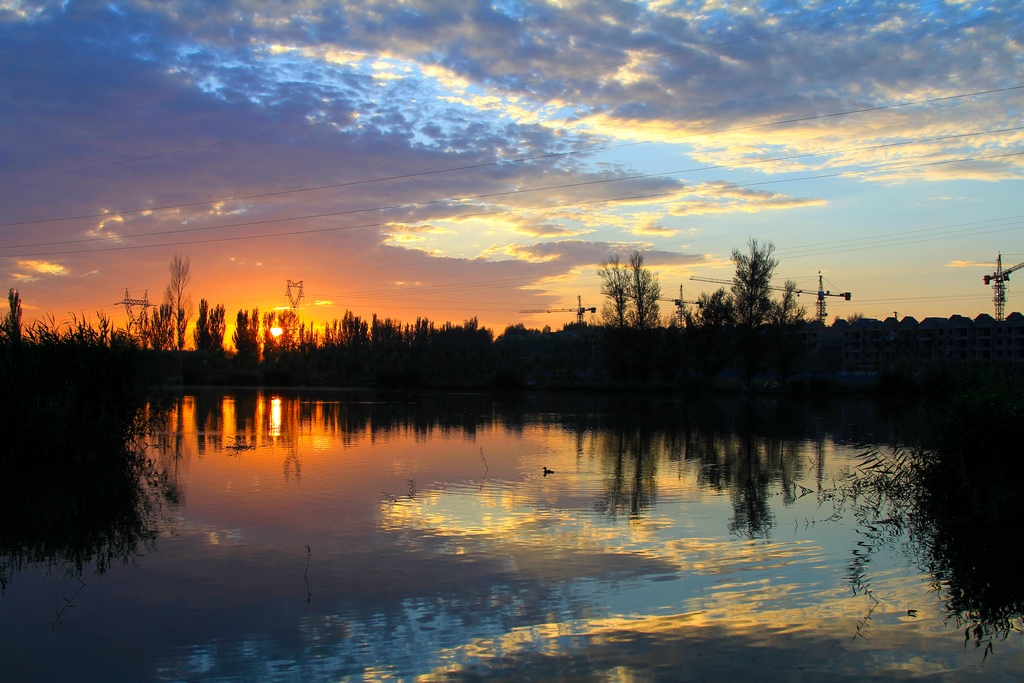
[286,280,305,309]
[116,288,152,335]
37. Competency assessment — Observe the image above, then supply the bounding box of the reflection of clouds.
[142,393,1021,680]
[372,432,974,679]
[381,481,660,563]
[416,603,1006,682]
[379,475,846,613]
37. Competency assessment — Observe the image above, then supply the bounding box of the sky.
[2,0,1022,339]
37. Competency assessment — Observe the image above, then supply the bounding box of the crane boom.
[982,252,1024,321]
[520,295,596,325]
[689,272,850,323]
[659,285,701,325]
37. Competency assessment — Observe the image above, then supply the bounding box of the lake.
[2,389,1022,681]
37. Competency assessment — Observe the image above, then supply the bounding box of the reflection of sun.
[270,397,282,438]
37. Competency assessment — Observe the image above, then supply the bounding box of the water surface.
[2,390,1021,681]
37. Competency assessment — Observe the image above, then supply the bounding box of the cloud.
[667,183,826,216]
[0,0,1020,329]
[505,239,702,270]
[19,260,68,276]
[633,219,677,237]
[947,260,995,269]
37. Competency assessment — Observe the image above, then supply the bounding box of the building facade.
[798,313,1024,372]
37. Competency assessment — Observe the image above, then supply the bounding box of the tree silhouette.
[232,308,261,361]
[627,251,660,333]
[598,255,630,330]
[193,299,226,352]
[143,303,175,351]
[164,254,193,351]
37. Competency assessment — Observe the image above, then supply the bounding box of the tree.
[731,238,779,383]
[770,280,807,326]
[769,280,807,381]
[627,251,660,332]
[598,255,630,329]
[691,288,734,329]
[232,308,260,360]
[598,251,662,381]
[143,303,175,351]
[164,254,193,351]
[598,251,661,331]
[685,288,735,382]
[262,309,301,358]
[731,238,777,329]
[194,299,226,352]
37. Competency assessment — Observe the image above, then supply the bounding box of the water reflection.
[827,444,1024,654]
[0,405,181,594]
[3,389,1022,681]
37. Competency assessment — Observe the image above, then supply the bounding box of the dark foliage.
[825,366,1024,650]
[0,315,175,589]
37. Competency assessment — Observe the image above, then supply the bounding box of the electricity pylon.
[286,280,304,309]
[116,288,152,335]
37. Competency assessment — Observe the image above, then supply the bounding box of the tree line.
[593,238,808,385]
[3,240,827,388]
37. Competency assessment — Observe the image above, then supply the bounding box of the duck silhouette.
[542,467,554,476]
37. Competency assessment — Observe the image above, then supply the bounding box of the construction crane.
[983,253,1024,322]
[689,272,851,323]
[660,285,702,325]
[520,295,596,325]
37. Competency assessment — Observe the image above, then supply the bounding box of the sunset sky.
[2,0,1022,339]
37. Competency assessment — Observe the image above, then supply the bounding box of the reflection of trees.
[174,390,888,540]
[828,446,1024,652]
[925,516,1024,650]
[682,402,801,539]
[726,432,775,539]
[594,420,657,519]
[587,396,832,538]
[0,411,181,594]
[162,390,885,542]
[165,390,541,459]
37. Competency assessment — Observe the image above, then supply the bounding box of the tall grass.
[0,314,170,588]
[0,314,149,465]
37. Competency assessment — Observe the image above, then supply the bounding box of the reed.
[0,314,152,467]
[0,314,170,587]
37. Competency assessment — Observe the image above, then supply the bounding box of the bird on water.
[542,467,554,476]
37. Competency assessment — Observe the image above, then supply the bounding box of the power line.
[2,124,1020,255]
[4,149,1021,259]
[0,190,672,257]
